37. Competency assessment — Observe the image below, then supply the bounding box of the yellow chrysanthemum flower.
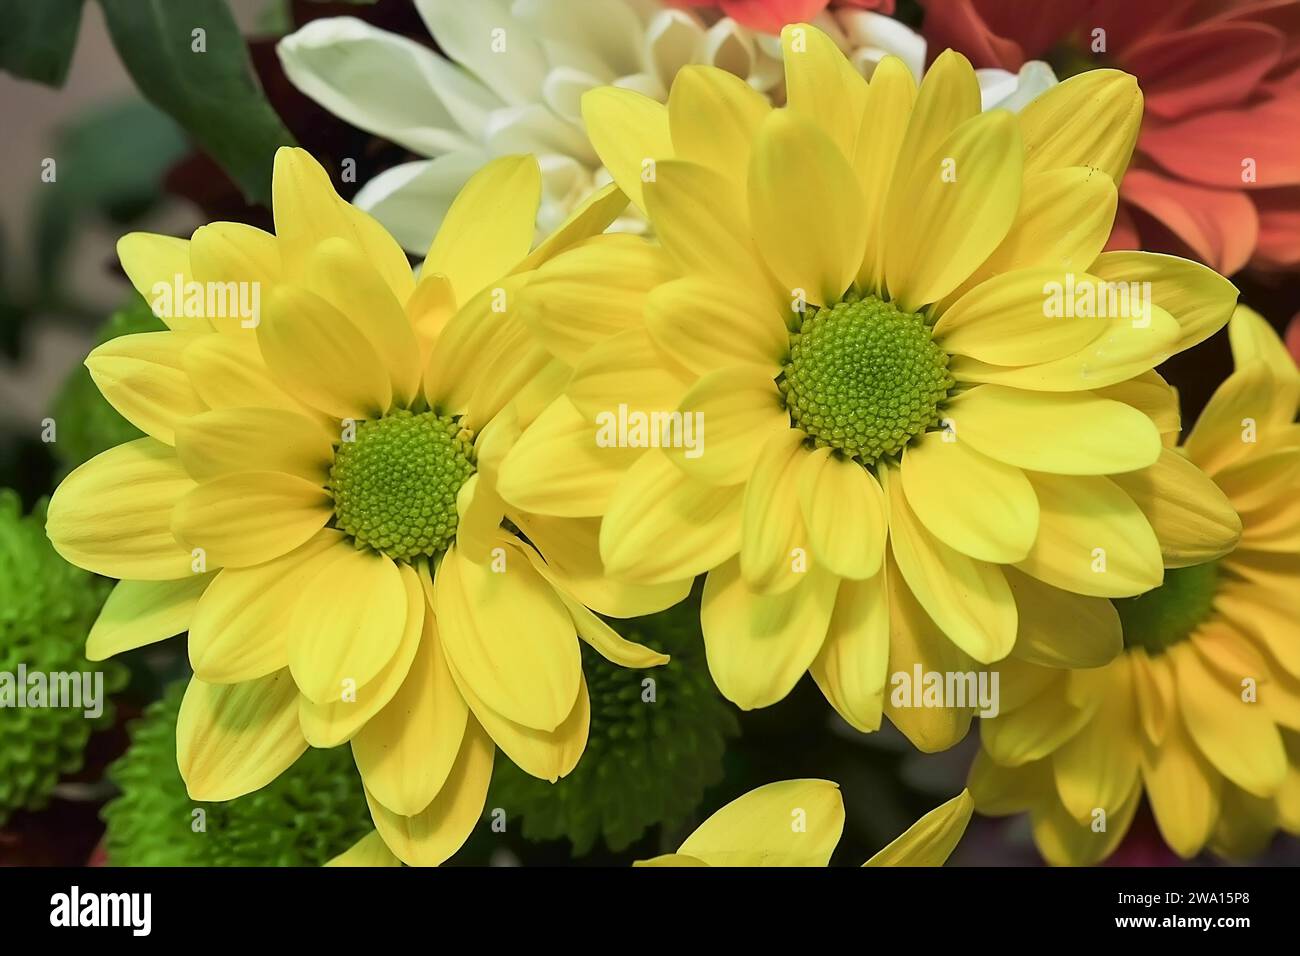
[495,24,1240,749]
[45,147,684,866]
[971,307,1300,865]
[328,779,973,867]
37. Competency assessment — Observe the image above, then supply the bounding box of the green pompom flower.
[0,491,120,824]
[489,596,738,854]
[103,682,372,866]
[51,297,165,472]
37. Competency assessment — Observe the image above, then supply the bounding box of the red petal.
[1123,23,1284,120]
[1121,168,1259,275]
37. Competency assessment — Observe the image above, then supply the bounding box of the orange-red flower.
[674,0,894,34]
[921,0,1300,275]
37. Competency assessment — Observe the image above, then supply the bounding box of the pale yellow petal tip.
[862,788,974,867]
[325,831,402,868]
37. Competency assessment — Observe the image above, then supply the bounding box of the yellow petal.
[512,541,670,669]
[798,445,887,579]
[581,86,672,213]
[1015,472,1163,598]
[750,111,865,307]
[883,553,976,752]
[271,147,412,302]
[883,466,1016,665]
[1031,779,1140,865]
[174,406,334,482]
[1175,643,1286,798]
[1140,710,1221,859]
[781,23,866,159]
[422,273,532,418]
[1051,657,1139,822]
[945,385,1161,474]
[633,853,709,867]
[85,331,207,444]
[447,657,589,783]
[863,789,974,866]
[326,830,401,867]
[1018,69,1142,181]
[601,449,743,585]
[885,110,1021,310]
[287,547,407,704]
[1230,304,1300,389]
[304,238,422,407]
[677,778,844,866]
[668,64,769,179]
[189,530,345,684]
[810,572,889,733]
[497,397,635,518]
[939,167,1117,302]
[172,471,332,569]
[1094,370,1181,445]
[895,49,980,181]
[979,674,1095,766]
[1090,251,1237,353]
[117,232,210,332]
[1110,448,1241,568]
[353,592,468,816]
[519,234,674,367]
[740,430,810,594]
[47,438,196,580]
[853,55,916,289]
[1185,363,1283,476]
[177,670,306,801]
[188,221,280,324]
[1003,568,1121,669]
[948,303,1181,393]
[967,748,1043,816]
[298,570,424,748]
[565,327,695,424]
[670,366,787,486]
[646,276,789,377]
[406,271,457,358]
[515,181,629,273]
[433,543,580,731]
[365,715,493,867]
[424,154,540,303]
[701,557,838,710]
[260,284,392,419]
[511,512,692,619]
[180,332,320,420]
[933,268,1110,365]
[646,160,767,287]
[86,574,212,661]
[900,431,1037,563]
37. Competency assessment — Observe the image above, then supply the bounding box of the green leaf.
[32,99,189,295]
[0,0,85,87]
[98,0,295,206]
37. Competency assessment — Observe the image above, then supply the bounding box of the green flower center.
[1113,562,1220,655]
[779,293,953,464]
[328,410,475,562]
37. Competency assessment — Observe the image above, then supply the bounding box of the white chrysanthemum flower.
[278,0,1055,251]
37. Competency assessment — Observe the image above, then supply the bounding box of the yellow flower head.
[497,25,1241,749]
[972,307,1300,865]
[46,147,683,866]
